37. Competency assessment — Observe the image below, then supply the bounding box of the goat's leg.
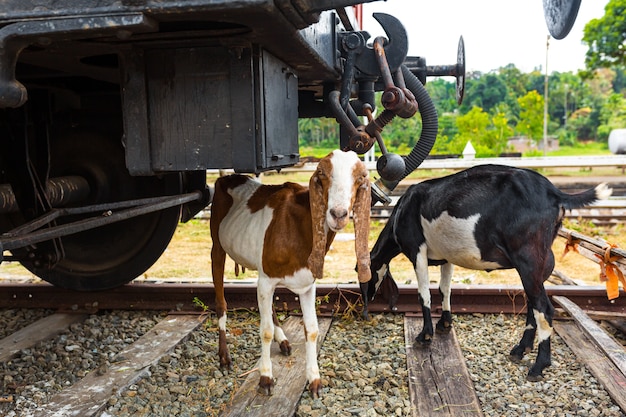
[365,222,403,320]
[382,270,400,312]
[528,290,554,381]
[360,281,371,321]
[211,244,231,371]
[272,307,291,355]
[414,247,434,346]
[510,250,555,381]
[257,278,276,395]
[509,307,537,363]
[299,282,322,398]
[528,251,555,381]
[436,263,453,334]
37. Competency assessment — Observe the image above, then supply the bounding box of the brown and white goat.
[210,150,371,397]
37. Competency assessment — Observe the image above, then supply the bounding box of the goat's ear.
[308,170,327,279]
[353,174,372,283]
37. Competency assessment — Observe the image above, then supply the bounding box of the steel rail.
[0,282,623,315]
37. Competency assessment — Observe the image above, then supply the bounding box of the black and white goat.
[361,164,611,381]
[211,150,371,397]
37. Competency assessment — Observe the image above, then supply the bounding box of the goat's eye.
[316,170,326,179]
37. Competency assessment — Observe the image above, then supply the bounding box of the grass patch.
[547,142,611,156]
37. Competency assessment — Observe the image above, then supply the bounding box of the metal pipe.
[0,176,90,214]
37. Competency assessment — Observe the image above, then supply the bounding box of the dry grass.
[144,217,625,288]
[4,217,621,288]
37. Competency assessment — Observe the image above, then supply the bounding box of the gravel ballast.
[0,309,624,417]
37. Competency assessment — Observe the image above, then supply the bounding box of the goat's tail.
[560,183,612,210]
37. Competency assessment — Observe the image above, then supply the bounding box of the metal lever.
[362,104,405,182]
[331,14,412,182]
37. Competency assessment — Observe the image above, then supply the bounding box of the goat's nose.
[330,208,348,221]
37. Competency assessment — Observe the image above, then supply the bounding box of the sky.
[361,0,609,74]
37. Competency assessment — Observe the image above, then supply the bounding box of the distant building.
[507,136,559,153]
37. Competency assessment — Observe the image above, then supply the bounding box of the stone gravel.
[0,309,623,417]
[456,313,624,417]
[0,310,163,417]
[0,308,53,339]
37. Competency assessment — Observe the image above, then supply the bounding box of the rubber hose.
[380,64,438,191]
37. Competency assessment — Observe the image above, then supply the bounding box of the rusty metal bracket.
[371,36,417,119]
[330,13,411,182]
[353,13,408,76]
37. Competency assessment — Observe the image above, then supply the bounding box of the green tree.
[564,107,593,143]
[597,93,626,140]
[547,72,580,129]
[583,0,626,70]
[426,78,458,114]
[432,113,461,155]
[298,117,339,147]
[460,73,508,114]
[383,113,423,152]
[577,68,620,140]
[453,106,510,156]
[524,70,545,95]
[516,90,545,140]
[498,64,528,118]
[491,110,514,147]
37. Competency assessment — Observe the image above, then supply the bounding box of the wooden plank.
[404,316,483,417]
[220,316,332,417]
[26,314,206,417]
[554,321,626,413]
[0,313,87,362]
[553,295,626,377]
[558,227,626,274]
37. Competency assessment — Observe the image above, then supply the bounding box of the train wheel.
[16,130,182,291]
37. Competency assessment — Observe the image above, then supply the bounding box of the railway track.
[198,179,626,225]
[1,177,625,416]
[0,283,624,416]
[369,179,626,224]
[370,198,626,225]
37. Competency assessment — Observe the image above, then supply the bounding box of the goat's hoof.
[527,361,551,381]
[308,379,323,399]
[435,323,452,334]
[258,376,274,396]
[279,340,292,356]
[414,334,432,348]
[509,345,531,363]
[218,357,232,372]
